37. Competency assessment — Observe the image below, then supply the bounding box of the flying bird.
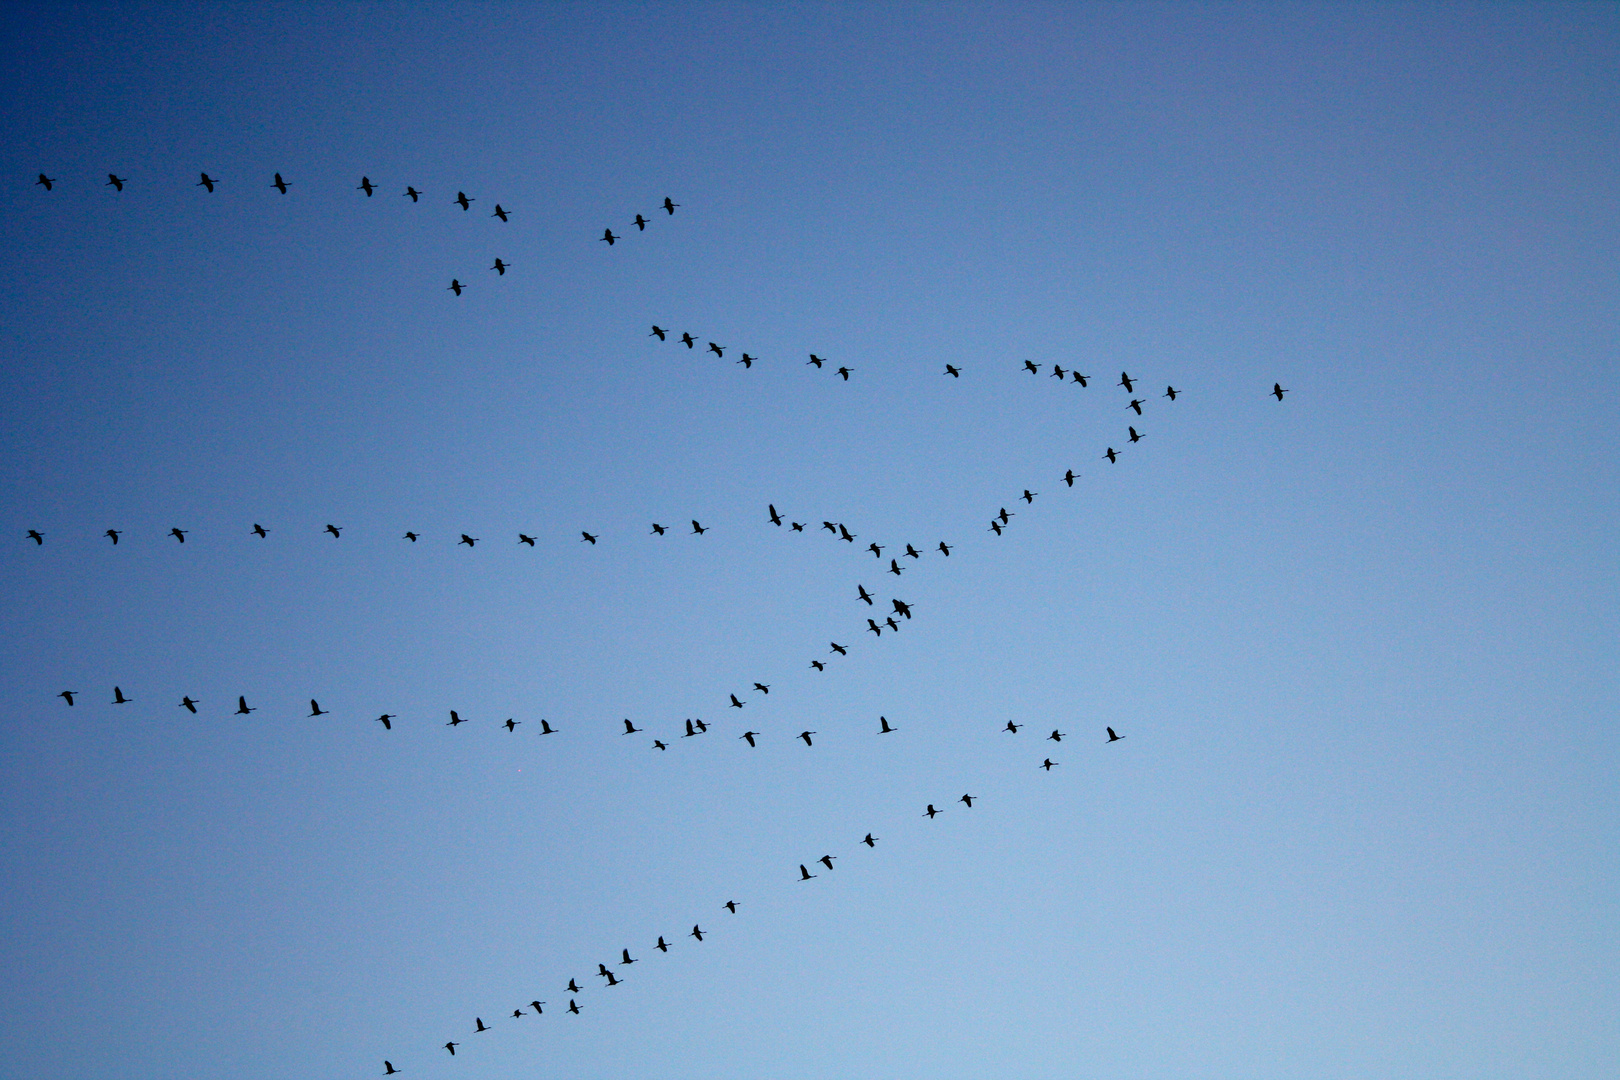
[384,1062,397,1075]
[650,325,667,340]
[539,719,556,734]
[309,700,328,717]
[1129,426,1143,443]
[807,354,825,368]
[680,332,696,348]
[740,731,758,746]
[684,719,697,737]
[511,1009,524,1019]
[1104,447,1118,463]
[867,618,883,636]
[891,599,912,618]
[104,529,120,544]
[858,584,874,605]
[459,534,478,547]
[730,694,745,708]
[768,504,782,525]
[753,683,770,694]
[530,1001,544,1015]
[1004,721,1022,733]
[837,366,852,380]
[839,524,856,543]
[888,559,903,577]
[180,697,199,713]
[491,258,509,275]
[633,213,648,231]
[325,524,342,537]
[1063,469,1077,487]
[868,542,884,558]
[810,660,825,671]
[662,197,679,214]
[1024,360,1039,374]
[1128,398,1144,415]
[448,710,468,726]
[1164,385,1179,400]
[26,529,43,545]
[830,642,847,655]
[798,731,816,746]
[1022,489,1037,503]
[944,364,960,377]
[376,714,394,730]
[402,531,418,541]
[445,1042,457,1055]
[567,999,581,1014]
[650,523,666,535]
[600,228,618,245]
[885,616,901,631]
[581,531,598,544]
[878,716,895,734]
[567,979,583,994]
[1048,729,1065,742]
[404,186,421,202]
[799,864,817,881]
[690,925,704,941]
[236,696,255,715]
[621,949,636,965]
[492,204,509,221]
[1052,365,1066,379]
[1118,371,1134,392]
[169,527,187,543]
[960,794,975,808]
[252,524,269,537]
[1073,371,1089,385]
[692,520,707,535]
[58,691,76,706]
[106,174,126,191]
[938,541,952,556]
[819,855,836,870]
[196,172,216,192]
[1107,726,1124,742]
[999,507,1014,524]
[357,177,374,196]
[271,172,289,194]
[455,191,473,210]
[504,718,521,732]
[738,352,756,368]
[623,718,642,734]
[448,279,463,295]
[519,534,536,546]
[1042,758,1058,770]
[925,804,939,818]
[725,900,738,913]
[989,521,1002,535]
[36,173,55,190]
[1272,382,1288,400]
[474,1018,488,1033]
[656,936,670,952]
[708,342,724,358]
[652,739,667,750]
[863,833,878,847]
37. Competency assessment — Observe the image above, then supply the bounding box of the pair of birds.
[921,795,978,819]
[599,198,680,244]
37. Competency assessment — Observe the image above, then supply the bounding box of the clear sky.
[0,3,1616,1078]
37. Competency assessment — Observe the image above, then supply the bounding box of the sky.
[0,2,1616,1077]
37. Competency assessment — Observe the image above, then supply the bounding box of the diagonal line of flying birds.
[648,324,854,380]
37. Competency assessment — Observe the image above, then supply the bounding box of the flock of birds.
[30,168,679,296]
[23,168,1295,1074]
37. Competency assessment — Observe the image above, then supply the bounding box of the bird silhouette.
[448,279,463,295]
[309,699,328,717]
[169,527,187,543]
[106,174,126,191]
[925,804,939,818]
[384,1062,397,1075]
[707,342,724,358]
[868,542,883,558]
[1104,447,1118,463]
[1272,383,1288,400]
[819,855,836,870]
[1107,726,1124,742]
[58,690,76,706]
[567,979,582,994]
[1042,758,1058,770]
[821,521,837,533]
[740,731,758,746]
[683,719,697,738]
[652,739,667,750]
[358,177,374,196]
[999,507,1014,524]
[768,504,783,525]
[1063,469,1077,487]
[663,197,679,214]
[1118,371,1134,392]
[445,1042,457,1055]
[530,1001,545,1015]
[857,584,874,605]
[252,524,269,538]
[810,660,825,671]
[459,534,478,547]
[376,714,394,730]
[492,204,509,222]
[621,948,636,965]
[519,534,536,546]
[885,616,901,631]
[1128,426,1143,443]
[692,520,707,535]
[197,173,216,192]
[1073,371,1089,385]
[725,900,738,913]
[656,936,670,952]
[830,642,847,655]
[753,682,770,694]
[680,332,696,348]
[26,529,43,545]
[888,560,903,577]
[404,186,422,202]
[738,352,756,368]
[474,1018,488,1033]
[36,173,55,190]
[581,531,598,544]
[104,529,120,544]
[623,718,641,734]
[867,618,883,636]
[899,543,919,559]
[799,731,816,746]
[879,716,895,734]
[1164,385,1179,400]
[568,999,581,1014]
[180,697,199,713]
[863,833,878,847]
[1048,729,1064,741]
[456,192,473,210]
[1005,721,1022,733]
[271,172,289,194]
[325,524,342,538]
[448,711,468,726]
[504,718,520,732]
[690,925,704,941]
[989,521,1002,535]
[600,228,618,245]
[1022,490,1037,503]
[1052,365,1066,379]
[1128,398,1144,415]
[633,213,648,231]
[539,719,556,734]
[403,531,418,541]
[511,1009,524,1019]
[807,354,825,368]
[839,524,856,542]
[597,963,612,978]
[945,364,960,377]
[892,599,912,618]
[603,970,620,986]
[730,694,745,708]
[837,366,852,380]
[650,325,667,340]
[1024,360,1039,375]
[491,258,509,275]
[236,696,255,715]
[938,541,952,555]
[960,794,975,807]
[799,864,817,881]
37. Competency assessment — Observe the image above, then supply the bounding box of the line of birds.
[599,197,680,245]
[648,325,854,378]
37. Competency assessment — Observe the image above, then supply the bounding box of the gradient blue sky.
[1,3,1616,1078]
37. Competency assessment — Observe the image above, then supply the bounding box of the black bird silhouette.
[799,864,817,881]
[448,710,467,726]
[798,731,816,746]
[504,718,520,732]
[491,258,509,275]
[402,531,418,541]
[456,191,473,210]
[180,697,199,713]
[1023,360,1039,374]
[492,204,509,222]
[448,279,463,296]
[1272,382,1288,400]
[1164,385,1179,400]
[708,342,725,358]
[511,1009,524,1019]
[36,173,55,190]
[309,699,328,717]
[236,696,255,715]
[376,714,394,730]
[888,559,903,577]
[1107,726,1124,742]
[684,719,697,738]
[271,172,289,194]
[581,531,598,544]
[358,177,374,196]
[1052,365,1066,379]
[692,520,707,535]
[1022,489,1037,504]
[26,529,43,544]
[652,739,667,750]
[1073,371,1089,385]
[960,794,975,808]
[837,366,852,380]
[58,690,76,706]
[830,642,847,655]
[990,520,1003,535]
[663,197,679,214]
[820,854,836,870]
[623,718,641,734]
[252,523,269,537]
[999,507,1014,524]
[1047,729,1064,742]
[649,523,668,536]
[539,719,556,734]
[691,717,706,731]
[1128,398,1144,415]
[1129,426,1143,443]
[768,504,783,525]
[568,999,581,1014]
[808,354,825,368]
[867,618,883,636]
[1063,469,1077,487]
[596,963,613,979]
[404,186,421,202]
[600,228,618,245]
[169,527,187,543]
[384,1061,398,1074]
[821,521,837,533]
[680,332,696,348]
[1042,758,1058,770]
[690,925,704,941]
[725,900,738,913]
[945,364,960,377]
[810,660,825,671]
[105,529,120,544]
[621,948,636,965]
[885,616,900,631]
[1118,371,1134,392]
[892,599,912,618]
[325,524,342,538]
[738,353,755,368]
[938,541,952,555]
[879,716,895,734]
[857,584,874,605]
[633,213,648,231]
[530,1001,544,1015]
[868,542,884,558]
[741,731,758,746]
[519,534,536,546]
[445,1042,457,1055]
[863,833,877,847]
[1005,721,1022,733]
[567,979,583,994]
[753,683,770,694]
[197,172,216,192]
[650,325,667,340]
[474,1018,488,1033]
[656,936,670,951]
[839,524,856,543]
[730,694,745,708]
[459,534,478,547]
[925,804,939,818]
[106,174,126,191]
[1104,447,1118,463]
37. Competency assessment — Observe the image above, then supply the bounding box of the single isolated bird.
[104,529,120,544]
[1024,360,1039,375]
[600,227,618,245]
[581,531,598,544]
[309,699,328,717]
[938,541,952,556]
[271,172,289,194]
[357,176,374,196]
[491,258,509,275]
[1063,469,1078,487]
[753,682,770,694]
[58,690,76,706]
[36,173,56,190]
[692,520,707,535]
[459,534,478,547]
[404,186,422,202]
[729,693,745,708]
[830,642,847,655]
[455,191,473,210]
[656,936,670,952]
[504,718,520,732]
[196,172,216,192]
[885,616,901,631]
[708,342,724,358]
[799,864,817,881]
[680,332,696,348]
[858,584,874,605]
[810,660,825,671]
[539,719,556,734]
[1005,721,1022,733]
[1105,447,1118,463]
[868,542,883,558]
[690,925,704,941]
[568,1000,581,1014]
[519,534,535,546]
[663,197,679,214]
[652,739,667,750]
[623,718,642,734]
[888,559,903,577]
[945,364,960,377]
[1129,426,1143,443]
[651,523,666,535]
[819,855,836,870]
[650,325,667,340]
[448,279,463,295]
[1022,489,1037,503]
[1042,758,1058,770]
[798,730,816,746]
[807,354,825,368]
[837,366,852,380]
[376,714,394,730]
[738,353,755,368]
[863,833,878,847]
[402,531,418,542]
[492,204,509,222]
[26,529,43,545]
[725,900,738,913]
[1073,370,1089,385]
[740,731,758,746]
[1273,382,1288,400]
[768,504,782,526]
[169,527,187,543]
[1052,364,1066,379]
[960,794,975,808]
[878,716,895,734]
[1164,385,1179,400]
[1128,398,1144,415]
[106,174,126,191]
[1048,729,1065,742]
[925,804,939,818]
[179,697,199,713]
[236,696,255,715]
[252,524,269,537]
[448,710,468,726]
[1107,726,1124,742]
[445,1042,457,1056]
[474,1018,488,1033]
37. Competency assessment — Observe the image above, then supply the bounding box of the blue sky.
[0,3,1616,1078]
